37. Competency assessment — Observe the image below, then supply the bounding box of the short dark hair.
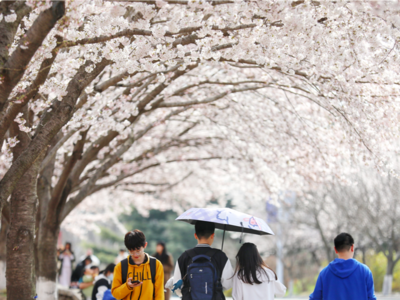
[334,233,354,252]
[195,221,215,239]
[84,256,92,263]
[124,230,146,250]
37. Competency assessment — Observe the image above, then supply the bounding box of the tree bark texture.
[36,160,62,300]
[6,158,41,300]
[0,2,32,68]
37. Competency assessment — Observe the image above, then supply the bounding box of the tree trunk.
[382,257,395,295]
[0,216,7,290]
[6,159,41,300]
[36,223,60,300]
[36,137,60,300]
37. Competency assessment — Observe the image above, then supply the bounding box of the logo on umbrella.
[245,216,261,230]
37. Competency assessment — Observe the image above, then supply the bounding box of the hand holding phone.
[127,278,142,288]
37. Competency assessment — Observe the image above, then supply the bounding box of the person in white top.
[114,249,127,264]
[232,243,286,300]
[58,242,75,288]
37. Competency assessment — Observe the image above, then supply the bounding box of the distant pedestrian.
[80,248,100,266]
[153,242,174,300]
[80,265,99,300]
[309,233,377,300]
[232,243,286,300]
[58,242,75,288]
[71,256,92,288]
[114,249,127,264]
[92,263,115,300]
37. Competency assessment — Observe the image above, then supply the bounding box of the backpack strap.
[121,258,128,284]
[149,256,157,299]
[186,249,198,260]
[205,249,218,259]
[149,256,156,285]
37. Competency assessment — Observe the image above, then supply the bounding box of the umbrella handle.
[239,222,244,244]
[221,225,226,251]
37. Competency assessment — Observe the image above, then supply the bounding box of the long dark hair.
[153,242,172,266]
[234,243,277,285]
[62,242,73,254]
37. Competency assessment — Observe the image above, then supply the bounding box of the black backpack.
[182,249,223,300]
[120,256,157,298]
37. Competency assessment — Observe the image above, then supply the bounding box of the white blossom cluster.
[2,0,400,230]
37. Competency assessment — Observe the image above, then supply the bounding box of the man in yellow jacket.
[112,230,165,300]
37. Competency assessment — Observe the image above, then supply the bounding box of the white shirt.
[232,267,286,300]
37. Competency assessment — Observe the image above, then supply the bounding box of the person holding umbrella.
[171,221,234,300]
[232,243,286,300]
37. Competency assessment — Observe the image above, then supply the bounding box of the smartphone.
[130,280,140,284]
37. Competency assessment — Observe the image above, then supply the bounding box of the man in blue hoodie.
[309,233,376,300]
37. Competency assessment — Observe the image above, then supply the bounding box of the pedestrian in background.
[80,248,101,266]
[92,263,116,300]
[115,249,127,264]
[80,265,99,300]
[58,242,75,288]
[71,256,92,288]
[153,242,174,300]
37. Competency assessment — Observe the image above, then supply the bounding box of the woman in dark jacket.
[153,242,174,300]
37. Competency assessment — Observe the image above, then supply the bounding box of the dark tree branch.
[0,1,65,112]
[0,36,62,147]
[0,2,32,67]
[48,129,88,220]
[158,86,268,107]
[0,58,110,217]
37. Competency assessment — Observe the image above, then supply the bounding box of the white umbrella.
[176,207,274,250]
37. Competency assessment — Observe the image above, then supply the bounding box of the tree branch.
[61,108,188,221]
[0,36,62,147]
[49,129,88,219]
[0,58,110,214]
[40,129,79,173]
[105,0,234,5]
[0,1,65,112]
[158,86,268,107]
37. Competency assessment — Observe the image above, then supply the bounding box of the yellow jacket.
[112,254,165,300]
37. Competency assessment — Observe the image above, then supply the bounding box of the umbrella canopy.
[176,207,274,236]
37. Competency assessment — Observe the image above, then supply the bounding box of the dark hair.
[65,242,72,250]
[153,242,172,267]
[195,221,215,239]
[124,230,146,250]
[234,243,277,285]
[120,249,125,252]
[334,233,354,252]
[84,256,92,263]
[101,263,116,275]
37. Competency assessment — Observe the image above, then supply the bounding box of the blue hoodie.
[309,258,377,300]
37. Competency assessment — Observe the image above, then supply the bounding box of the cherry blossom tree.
[1,1,400,299]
